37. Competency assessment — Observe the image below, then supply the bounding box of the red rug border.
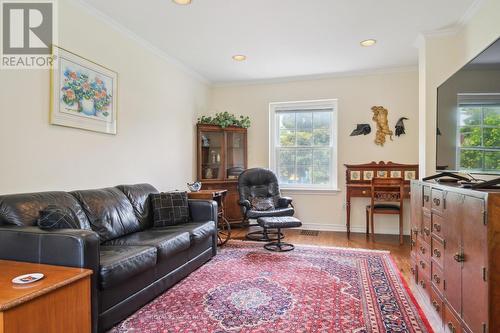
[386,253,435,333]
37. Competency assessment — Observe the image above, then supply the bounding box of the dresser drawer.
[417,255,430,280]
[444,304,463,333]
[431,237,444,268]
[430,286,444,322]
[423,186,431,209]
[416,236,431,259]
[431,188,444,213]
[431,213,444,241]
[431,260,444,296]
[421,210,432,245]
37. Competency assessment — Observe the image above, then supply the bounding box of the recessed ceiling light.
[172,0,191,5]
[360,39,377,47]
[232,55,247,61]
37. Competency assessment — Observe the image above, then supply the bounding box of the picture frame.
[390,170,402,178]
[349,171,361,181]
[50,46,117,134]
[404,170,416,180]
[377,170,387,178]
[363,170,374,181]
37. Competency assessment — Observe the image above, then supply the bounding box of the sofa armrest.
[189,199,218,224]
[0,226,100,333]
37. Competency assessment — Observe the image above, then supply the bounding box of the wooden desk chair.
[366,177,404,244]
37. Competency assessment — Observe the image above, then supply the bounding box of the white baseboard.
[297,223,410,236]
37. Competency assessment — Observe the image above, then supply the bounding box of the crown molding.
[70,0,211,85]
[419,0,485,39]
[212,65,418,88]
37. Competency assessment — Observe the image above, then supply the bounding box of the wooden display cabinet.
[196,124,247,223]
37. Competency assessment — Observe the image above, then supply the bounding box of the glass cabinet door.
[200,131,224,180]
[226,132,246,180]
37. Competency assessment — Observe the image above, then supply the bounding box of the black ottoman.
[257,216,302,252]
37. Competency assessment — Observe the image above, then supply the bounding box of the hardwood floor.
[230,227,412,283]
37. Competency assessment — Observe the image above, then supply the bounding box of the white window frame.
[269,99,338,191]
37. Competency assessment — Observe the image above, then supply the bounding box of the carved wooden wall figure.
[371,106,393,146]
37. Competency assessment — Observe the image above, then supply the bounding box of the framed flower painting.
[50,46,117,134]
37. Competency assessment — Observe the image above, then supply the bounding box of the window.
[270,99,338,190]
[457,94,500,172]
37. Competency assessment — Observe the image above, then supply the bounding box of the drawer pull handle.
[447,322,456,333]
[419,261,426,269]
[419,280,426,289]
[410,267,415,275]
[420,246,426,254]
[433,248,441,258]
[453,253,465,263]
[433,198,441,206]
[424,194,430,202]
[433,223,441,232]
[433,274,440,284]
[431,300,440,312]
[423,227,430,236]
[411,239,416,247]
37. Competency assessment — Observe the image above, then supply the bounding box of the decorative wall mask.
[371,106,393,146]
[350,124,371,136]
[395,117,408,137]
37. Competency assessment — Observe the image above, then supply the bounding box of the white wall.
[209,70,419,234]
[418,0,500,177]
[0,0,210,194]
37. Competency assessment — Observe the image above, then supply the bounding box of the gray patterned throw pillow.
[151,192,189,227]
[251,197,275,211]
[37,205,81,230]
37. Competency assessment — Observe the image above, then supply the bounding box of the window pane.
[279,130,296,146]
[459,126,482,147]
[296,130,313,146]
[278,148,295,166]
[279,165,296,184]
[483,128,500,148]
[313,112,331,129]
[313,128,330,146]
[296,149,312,165]
[296,112,312,130]
[483,107,500,126]
[460,149,483,170]
[484,151,500,170]
[313,148,331,166]
[459,107,481,126]
[313,164,330,184]
[297,165,312,184]
[279,113,295,129]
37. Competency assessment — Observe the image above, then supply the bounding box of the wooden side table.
[188,189,231,245]
[0,260,92,333]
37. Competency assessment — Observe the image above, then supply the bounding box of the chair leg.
[370,210,375,240]
[365,208,370,236]
[399,212,403,245]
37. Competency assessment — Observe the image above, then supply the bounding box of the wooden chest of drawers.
[410,181,500,333]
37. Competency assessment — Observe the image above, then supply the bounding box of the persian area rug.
[109,241,432,333]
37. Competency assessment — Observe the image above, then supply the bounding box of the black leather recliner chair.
[237,168,294,241]
[0,184,217,333]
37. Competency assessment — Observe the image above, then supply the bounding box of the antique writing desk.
[344,161,418,238]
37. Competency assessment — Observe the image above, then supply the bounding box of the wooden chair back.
[370,177,404,208]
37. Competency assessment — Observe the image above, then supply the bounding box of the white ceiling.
[81,0,478,84]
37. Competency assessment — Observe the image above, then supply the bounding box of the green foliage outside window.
[458,106,500,172]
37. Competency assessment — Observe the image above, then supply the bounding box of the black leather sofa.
[0,184,217,333]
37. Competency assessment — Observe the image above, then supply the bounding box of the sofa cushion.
[152,221,216,243]
[103,230,190,261]
[246,207,295,219]
[37,205,88,230]
[99,245,157,290]
[0,191,90,228]
[116,184,159,230]
[151,192,189,227]
[71,187,140,242]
